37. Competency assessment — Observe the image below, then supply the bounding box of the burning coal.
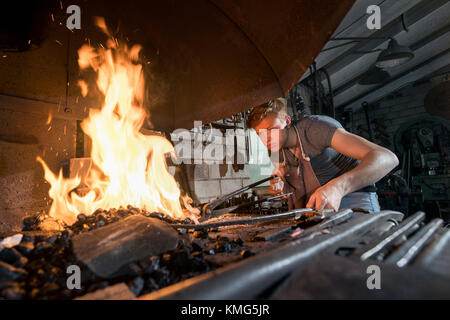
[37,18,194,225]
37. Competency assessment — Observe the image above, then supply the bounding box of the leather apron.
[280,124,321,209]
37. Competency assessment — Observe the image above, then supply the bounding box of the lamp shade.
[375,38,414,69]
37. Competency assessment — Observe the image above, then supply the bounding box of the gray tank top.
[285,115,360,186]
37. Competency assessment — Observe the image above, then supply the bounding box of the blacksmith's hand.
[270,169,284,195]
[306,182,344,212]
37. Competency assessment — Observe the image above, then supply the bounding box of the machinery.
[394,116,450,222]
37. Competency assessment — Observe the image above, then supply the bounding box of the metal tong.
[207,192,293,217]
[201,175,278,218]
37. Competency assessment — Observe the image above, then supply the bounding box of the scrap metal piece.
[386,218,443,267]
[358,211,425,261]
[72,215,178,278]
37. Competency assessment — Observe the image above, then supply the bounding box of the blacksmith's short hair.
[246,97,288,129]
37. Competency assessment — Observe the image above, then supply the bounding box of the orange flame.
[38,19,192,225]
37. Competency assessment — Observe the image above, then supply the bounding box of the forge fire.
[37,18,194,226]
[0,0,449,306]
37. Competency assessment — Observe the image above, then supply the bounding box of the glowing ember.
[38,18,194,225]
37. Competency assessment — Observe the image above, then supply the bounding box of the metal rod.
[386,218,443,267]
[172,208,312,230]
[414,228,450,268]
[359,211,425,261]
[293,209,354,239]
[254,208,338,241]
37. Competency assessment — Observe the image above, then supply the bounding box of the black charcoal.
[13,256,28,268]
[0,261,27,281]
[1,284,25,300]
[14,242,34,255]
[240,250,255,258]
[0,247,22,264]
[232,237,244,246]
[192,240,203,251]
[128,277,145,296]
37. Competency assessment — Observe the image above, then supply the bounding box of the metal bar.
[139,210,404,300]
[255,208,340,241]
[202,175,277,216]
[172,208,313,230]
[414,229,450,268]
[359,211,425,261]
[386,218,443,267]
[294,209,354,239]
[372,219,399,237]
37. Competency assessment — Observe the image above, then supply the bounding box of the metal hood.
[69,0,354,131]
[0,0,354,132]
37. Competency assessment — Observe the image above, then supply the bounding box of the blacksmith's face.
[254,113,290,152]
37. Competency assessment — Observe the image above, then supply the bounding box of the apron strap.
[284,123,321,209]
[292,124,310,162]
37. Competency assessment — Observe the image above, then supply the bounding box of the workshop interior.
[0,0,449,301]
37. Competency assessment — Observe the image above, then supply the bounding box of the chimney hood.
[1,0,355,131]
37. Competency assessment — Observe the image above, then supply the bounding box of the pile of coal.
[0,213,215,300]
[0,230,78,300]
[2,206,251,300]
[22,206,195,234]
[0,229,213,300]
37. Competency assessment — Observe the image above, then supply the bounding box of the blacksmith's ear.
[285,116,291,127]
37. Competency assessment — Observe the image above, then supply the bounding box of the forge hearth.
[1,204,450,300]
[0,202,301,300]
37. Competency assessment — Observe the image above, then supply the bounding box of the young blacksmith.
[247,98,399,212]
